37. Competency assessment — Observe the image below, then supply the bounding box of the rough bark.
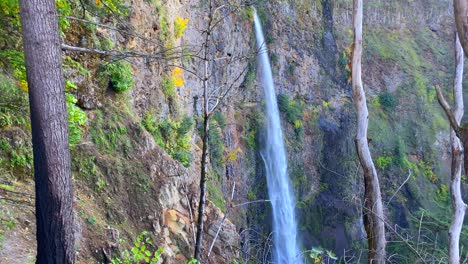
[352,1,386,263]
[454,0,468,56]
[448,33,467,264]
[19,0,75,263]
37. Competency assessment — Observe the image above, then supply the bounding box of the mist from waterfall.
[253,9,303,264]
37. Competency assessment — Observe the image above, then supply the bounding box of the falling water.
[253,9,302,264]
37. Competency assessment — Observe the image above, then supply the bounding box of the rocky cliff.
[0,0,467,263]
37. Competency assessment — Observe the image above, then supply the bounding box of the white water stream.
[253,9,302,264]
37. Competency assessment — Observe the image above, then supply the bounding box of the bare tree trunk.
[448,33,467,264]
[352,1,386,263]
[194,2,213,261]
[19,0,75,263]
[454,0,468,56]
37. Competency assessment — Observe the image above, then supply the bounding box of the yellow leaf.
[19,80,28,91]
[172,67,183,77]
[173,76,184,87]
[96,0,103,7]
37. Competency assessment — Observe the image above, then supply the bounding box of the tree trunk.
[449,33,467,264]
[454,0,468,56]
[194,113,209,261]
[194,4,213,260]
[352,1,386,263]
[19,1,75,263]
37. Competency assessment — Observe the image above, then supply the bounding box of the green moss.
[66,93,88,148]
[208,119,225,178]
[207,181,226,212]
[90,107,134,156]
[142,114,193,167]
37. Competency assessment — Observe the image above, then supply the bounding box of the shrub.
[376,155,393,170]
[378,92,397,111]
[102,61,134,92]
[142,114,193,167]
[66,93,87,147]
[174,16,189,38]
[111,231,163,264]
[435,184,449,203]
[277,93,304,138]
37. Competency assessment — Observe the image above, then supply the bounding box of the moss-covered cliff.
[0,0,467,263]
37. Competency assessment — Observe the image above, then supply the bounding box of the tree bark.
[352,1,386,263]
[454,0,468,56]
[19,0,75,263]
[448,33,467,264]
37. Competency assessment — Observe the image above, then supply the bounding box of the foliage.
[111,231,163,264]
[63,56,92,78]
[142,114,193,167]
[207,181,226,212]
[66,93,87,147]
[435,184,449,203]
[307,247,338,263]
[161,67,185,98]
[90,107,133,156]
[55,0,72,31]
[0,50,27,91]
[376,155,393,170]
[101,61,134,93]
[171,67,185,87]
[93,0,130,17]
[277,93,304,139]
[0,0,20,30]
[161,77,176,97]
[151,0,171,45]
[208,118,225,177]
[0,203,16,248]
[378,92,397,111]
[174,16,189,38]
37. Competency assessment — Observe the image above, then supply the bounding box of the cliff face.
[0,0,467,263]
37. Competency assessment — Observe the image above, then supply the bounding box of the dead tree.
[191,1,251,261]
[435,33,467,264]
[351,0,386,263]
[19,0,75,263]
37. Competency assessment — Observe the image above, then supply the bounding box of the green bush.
[102,61,134,92]
[142,114,193,167]
[277,93,304,138]
[66,93,87,147]
[161,77,175,97]
[111,231,163,264]
[378,92,397,111]
[376,155,393,170]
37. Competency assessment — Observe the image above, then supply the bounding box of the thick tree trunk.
[19,1,75,263]
[454,0,468,56]
[448,33,467,264]
[352,1,386,263]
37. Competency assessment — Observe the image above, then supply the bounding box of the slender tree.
[435,33,467,264]
[192,2,250,260]
[351,0,386,263]
[19,0,75,263]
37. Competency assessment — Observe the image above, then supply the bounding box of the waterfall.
[253,9,302,264]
